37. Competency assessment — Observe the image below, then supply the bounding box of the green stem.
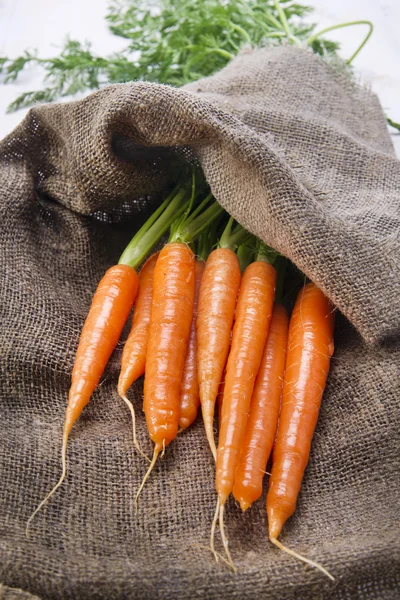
[262,11,286,33]
[170,170,198,240]
[306,20,374,64]
[172,201,224,244]
[219,217,250,250]
[230,23,252,45]
[226,33,240,53]
[204,47,235,60]
[183,193,213,230]
[237,241,254,272]
[183,46,234,80]
[387,117,400,132]
[272,0,294,43]
[119,187,189,268]
[256,240,279,265]
[127,184,180,248]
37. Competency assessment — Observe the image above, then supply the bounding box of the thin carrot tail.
[134,444,161,514]
[219,503,237,573]
[119,394,150,462]
[201,401,217,461]
[269,536,335,581]
[26,430,68,538]
[210,497,220,563]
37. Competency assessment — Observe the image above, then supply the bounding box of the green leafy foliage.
[1,0,343,112]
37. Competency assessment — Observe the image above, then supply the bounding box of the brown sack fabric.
[0,46,399,599]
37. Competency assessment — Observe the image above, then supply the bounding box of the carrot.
[196,248,241,460]
[135,243,196,503]
[267,282,335,580]
[233,303,289,511]
[118,252,159,396]
[26,183,191,535]
[179,259,205,430]
[217,260,276,501]
[135,196,223,506]
[214,259,276,567]
[26,264,138,535]
[118,252,159,456]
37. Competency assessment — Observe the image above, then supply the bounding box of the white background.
[1,0,399,155]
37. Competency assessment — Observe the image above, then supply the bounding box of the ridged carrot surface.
[196,248,241,460]
[144,243,195,450]
[118,252,159,398]
[179,260,205,430]
[216,261,276,504]
[267,283,335,540]
[65,264,139,439]
[233,303,289,511]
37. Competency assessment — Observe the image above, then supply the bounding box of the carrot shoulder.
[233,303,289,511]
[267,283,335,540]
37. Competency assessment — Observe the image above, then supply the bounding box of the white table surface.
[1,0,399,155]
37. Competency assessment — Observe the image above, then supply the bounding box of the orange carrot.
[135,242,195,502]
[217,369,226,428]
[196,248,241,460]
[118,252,159,456]
[267,282,335,579]
[179,260,205,430]
[216,261,276,505]
[118,252,159,397]
[232,303,289,511]
[66,265,139,437]
[215,260,276,567]
[27,184,190,534]
[26,264,138,534]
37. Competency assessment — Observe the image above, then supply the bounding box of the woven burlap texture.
[0,46,399,599]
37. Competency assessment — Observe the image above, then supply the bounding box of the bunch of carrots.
[27,176,335,580]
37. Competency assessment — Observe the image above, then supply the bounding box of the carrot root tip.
[160,439,166,459]
[210,498,220,563]
[269,536,335,581]
[219,503,237,573]
[119,393,150,462]
[26,432,68,538]
[204,420,217,462]
[134,445,160,515]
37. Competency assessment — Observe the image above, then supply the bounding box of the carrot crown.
[219,216,251,251]
[169,189,224,247]
[118,183,191,269]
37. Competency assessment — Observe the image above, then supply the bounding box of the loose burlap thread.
[0,46,399,599]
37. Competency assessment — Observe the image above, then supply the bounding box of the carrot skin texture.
[267,283,335,539]
[65,264,139,437]
[118,252,159,397]
[216,261,277,504]
[233,303,289,511]
[179,260,205,430]
[196,248,241,459]
[144,243,195,449]
[217,369,226,428]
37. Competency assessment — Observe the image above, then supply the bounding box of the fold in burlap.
[0,46,399,599]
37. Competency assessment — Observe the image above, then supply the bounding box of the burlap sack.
[0,46,399,599]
